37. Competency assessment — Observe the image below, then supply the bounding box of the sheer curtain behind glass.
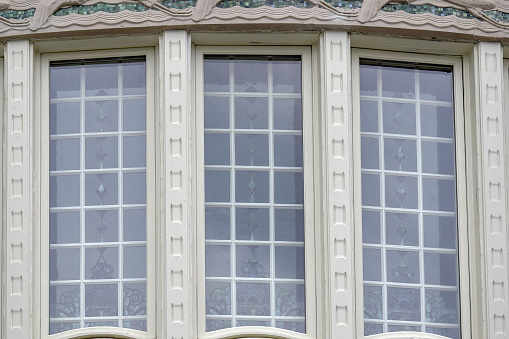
[203,56,306,333]
[48,58,147,334]
[360,61,460,338]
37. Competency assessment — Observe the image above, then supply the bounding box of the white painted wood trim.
[5,39,33,339]
[162,30,192,339]
[0,56,4,339]
[321,31,355,339]
[476,42,509,339]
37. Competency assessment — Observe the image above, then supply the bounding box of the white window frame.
[352,49,471,339]
[194,45,317,339]
[37,47,157,339]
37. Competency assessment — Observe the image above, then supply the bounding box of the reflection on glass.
[204,56,305,333]
[360,61,459,337]
[49,58,147,334]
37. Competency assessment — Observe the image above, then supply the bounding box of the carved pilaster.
[161,30,191,339]
[4,39,32,339]
[322,31,355,339]
[477,41,509,339]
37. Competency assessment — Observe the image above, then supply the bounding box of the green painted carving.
[0,8,34,20]
[216,0,311,9]
[381,4,476,19]
[161,0,197,9]
[54,3,149,16]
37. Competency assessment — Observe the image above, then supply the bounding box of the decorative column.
[476,42,509,339]
[4,40,32,339]
[322,31,355,339]
[161,31,191,339]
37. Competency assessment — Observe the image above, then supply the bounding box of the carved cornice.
[0,0,507,42]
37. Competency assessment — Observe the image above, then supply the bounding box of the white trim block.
[322,31,355,338]
[162,31,191,339]
[477,41,509,339]
[5,40,32,339]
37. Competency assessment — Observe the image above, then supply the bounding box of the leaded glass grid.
[48,58,147,334]
[359,61,461,338]
[203,56,306,333]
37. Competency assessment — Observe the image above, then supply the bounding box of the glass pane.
[424,253,458,286]
[385,212,419,246]
[386,250,420,283]
[360,100,378,133]
[382,102,416,135]
[362,210,380,244]
[384,175,418,209]
[364,285,383,319]
[361,137,379,170]
[423,215,457,249]
[420,69,453,102]
[49,59,147,334]
[421,105,454,138]
[421,141,455,175]
[363,248,381,281]
[383,138,417,172]
[382,67,415,99]
[204,56,305,333]
[387,287,421,321]
[361,174,380,207]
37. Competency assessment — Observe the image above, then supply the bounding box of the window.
[40,49,156,338]
[195,46,316,338]
[353,50,470,339]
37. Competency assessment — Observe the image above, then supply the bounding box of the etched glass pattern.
[204,56,306,333]
[360,62,460,338]
[49,58,147,334]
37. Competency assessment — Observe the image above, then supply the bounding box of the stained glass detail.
[204,56,305,333]
[360,61,460,338]
[49,58,147,334]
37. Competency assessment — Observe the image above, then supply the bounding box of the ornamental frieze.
[0,0,507,40]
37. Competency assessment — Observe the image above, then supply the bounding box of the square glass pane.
[236,283,270,316]
[421,141,455,175]
[204,60,230,92]
[275,209,304,242]
[382,67,415,99]
[50,66,80,99]
[424,253,458,286]
[385,212,419,246]
[361,173,380,207]
[123,172,146,205]
[384,138,417,172]
[274,171,304,204]
[85,100,118,133]
[364,285,383,319]
[235,207,269,241]
[235,97,268,129]
[386,250,420,283]
[206,281,232,316]
[85,209,118,243]
[124,135,146,168]
[423,215,457,249]
[50,211,80,244]
[273,98,302,130]
[123,208,146,241]
[205,207,230,240]
[235,134,268,166]
[50,248,80,281]
[275,283,305,316]
[275,246,305,279]
[273,59,301,93]
[85,173,118,206]
[123,283,146,316]
[236,245,270,278]
[50,102,80,135]
[362,210,381,244]
[362,248,381,281]
[425,289,459,324]
[382,102,416,135]
[206,245,230,277]
[361,136,379,170]
[85,136,118,169]
[205,170,230,202]
[420,105,454,138]
[359,65,377,96]
[50,175,80,207]
[234,61,268,93]
[50,138,80,171]
[274,135,303,167]
[85,64,118,97]
[385,175,418,209]
[360,100,378,133]
[387,287,421,321]
[422,178,456,212]
[85,247,118,279]
[205,96,229,129]
[123,246,146,278]
[50,284,80,317]
[235,170,269,203]
[84,284,118,316]
[123,62,146,95]
[205,133,230,165]
[419,69,453,102]
[123,99,146,131]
